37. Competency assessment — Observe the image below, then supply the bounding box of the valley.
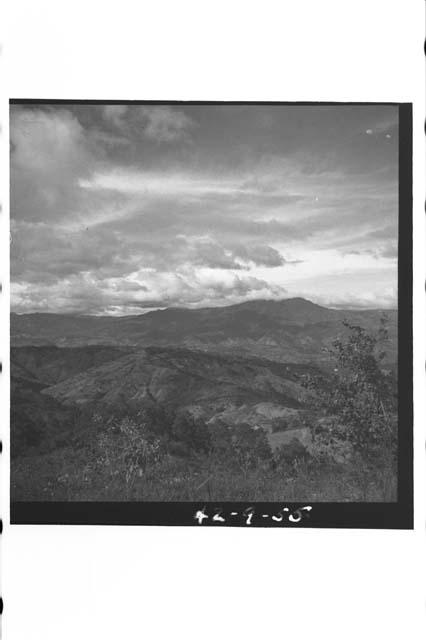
[10,298,398,501]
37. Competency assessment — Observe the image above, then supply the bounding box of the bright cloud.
[10,103,399,313]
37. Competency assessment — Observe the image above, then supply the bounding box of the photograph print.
[9,102,412,525]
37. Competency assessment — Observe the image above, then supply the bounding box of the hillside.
[11,370,80,458]
[11,297,397,363]
[11,345,133,458]
[10,344,320,463]
[10,297,397,464]
[10,301,398,502]
[40,346,316,426]
[11,345,133,385]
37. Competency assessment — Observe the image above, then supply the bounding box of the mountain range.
[11,297,397,363]
[10,298,397,459]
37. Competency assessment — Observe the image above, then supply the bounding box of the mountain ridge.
[10,296,397,318]
[11,297,397,365]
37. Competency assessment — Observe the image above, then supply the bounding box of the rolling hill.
[40,346,316,425]
[11,345,134,385]
[11,297,397,363]
[10,298,399,501]
[10,298,397,461]
[11,344,319,456]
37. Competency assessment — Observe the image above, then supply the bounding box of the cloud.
[80,170,246,197]
[141,107,195,142]
[363,224,398,240]
[318,289,397,309]
[77,159,397,249]
[103,105,195,143]
[103,105,128,127]
[377,243,398,259]
[11,268,287,315]
[80,167,307,203]
[190,240,248,270]
[188,240,287,270]
[10,106,103,223]
[10,220,135,284]
[364,115,398,137]
[11,216,288,293]
[231,244,287,268]
[10,104,399,314]
[372,117,399,134]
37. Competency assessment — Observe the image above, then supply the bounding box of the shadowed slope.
[11,298,397,363]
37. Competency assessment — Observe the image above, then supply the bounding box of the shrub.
[273,439,310,469]
[230,423,272,473]
[302,318,397,465]
[171,411,211,453]
[96,416,163,485]
[208,420,234,459]
[206,421,273,473]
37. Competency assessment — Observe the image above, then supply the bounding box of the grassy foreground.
[11,443,397,502]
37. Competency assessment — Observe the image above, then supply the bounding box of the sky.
[10,103,399,315]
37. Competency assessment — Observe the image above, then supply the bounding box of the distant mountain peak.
[279,297,323,306]
[232,296,323,307]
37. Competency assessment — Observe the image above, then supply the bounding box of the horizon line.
[10,296,398,317]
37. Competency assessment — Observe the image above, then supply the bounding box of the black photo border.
[9,100,413,528]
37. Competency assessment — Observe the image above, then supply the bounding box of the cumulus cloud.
[10,104,399,314]
[184,238,287,271]
[11,268,287,315]
[318,289,397,309]
[10,107,96,223]
[11,220,134,283]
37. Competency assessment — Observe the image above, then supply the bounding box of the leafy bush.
[302,319,397,465]
[232,423,272,471]
[170,411,211,453]
[94,416,163,485]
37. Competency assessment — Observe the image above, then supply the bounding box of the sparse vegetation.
[10,318,398,503]
[301,318,397,490]
[11,435,396,502]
